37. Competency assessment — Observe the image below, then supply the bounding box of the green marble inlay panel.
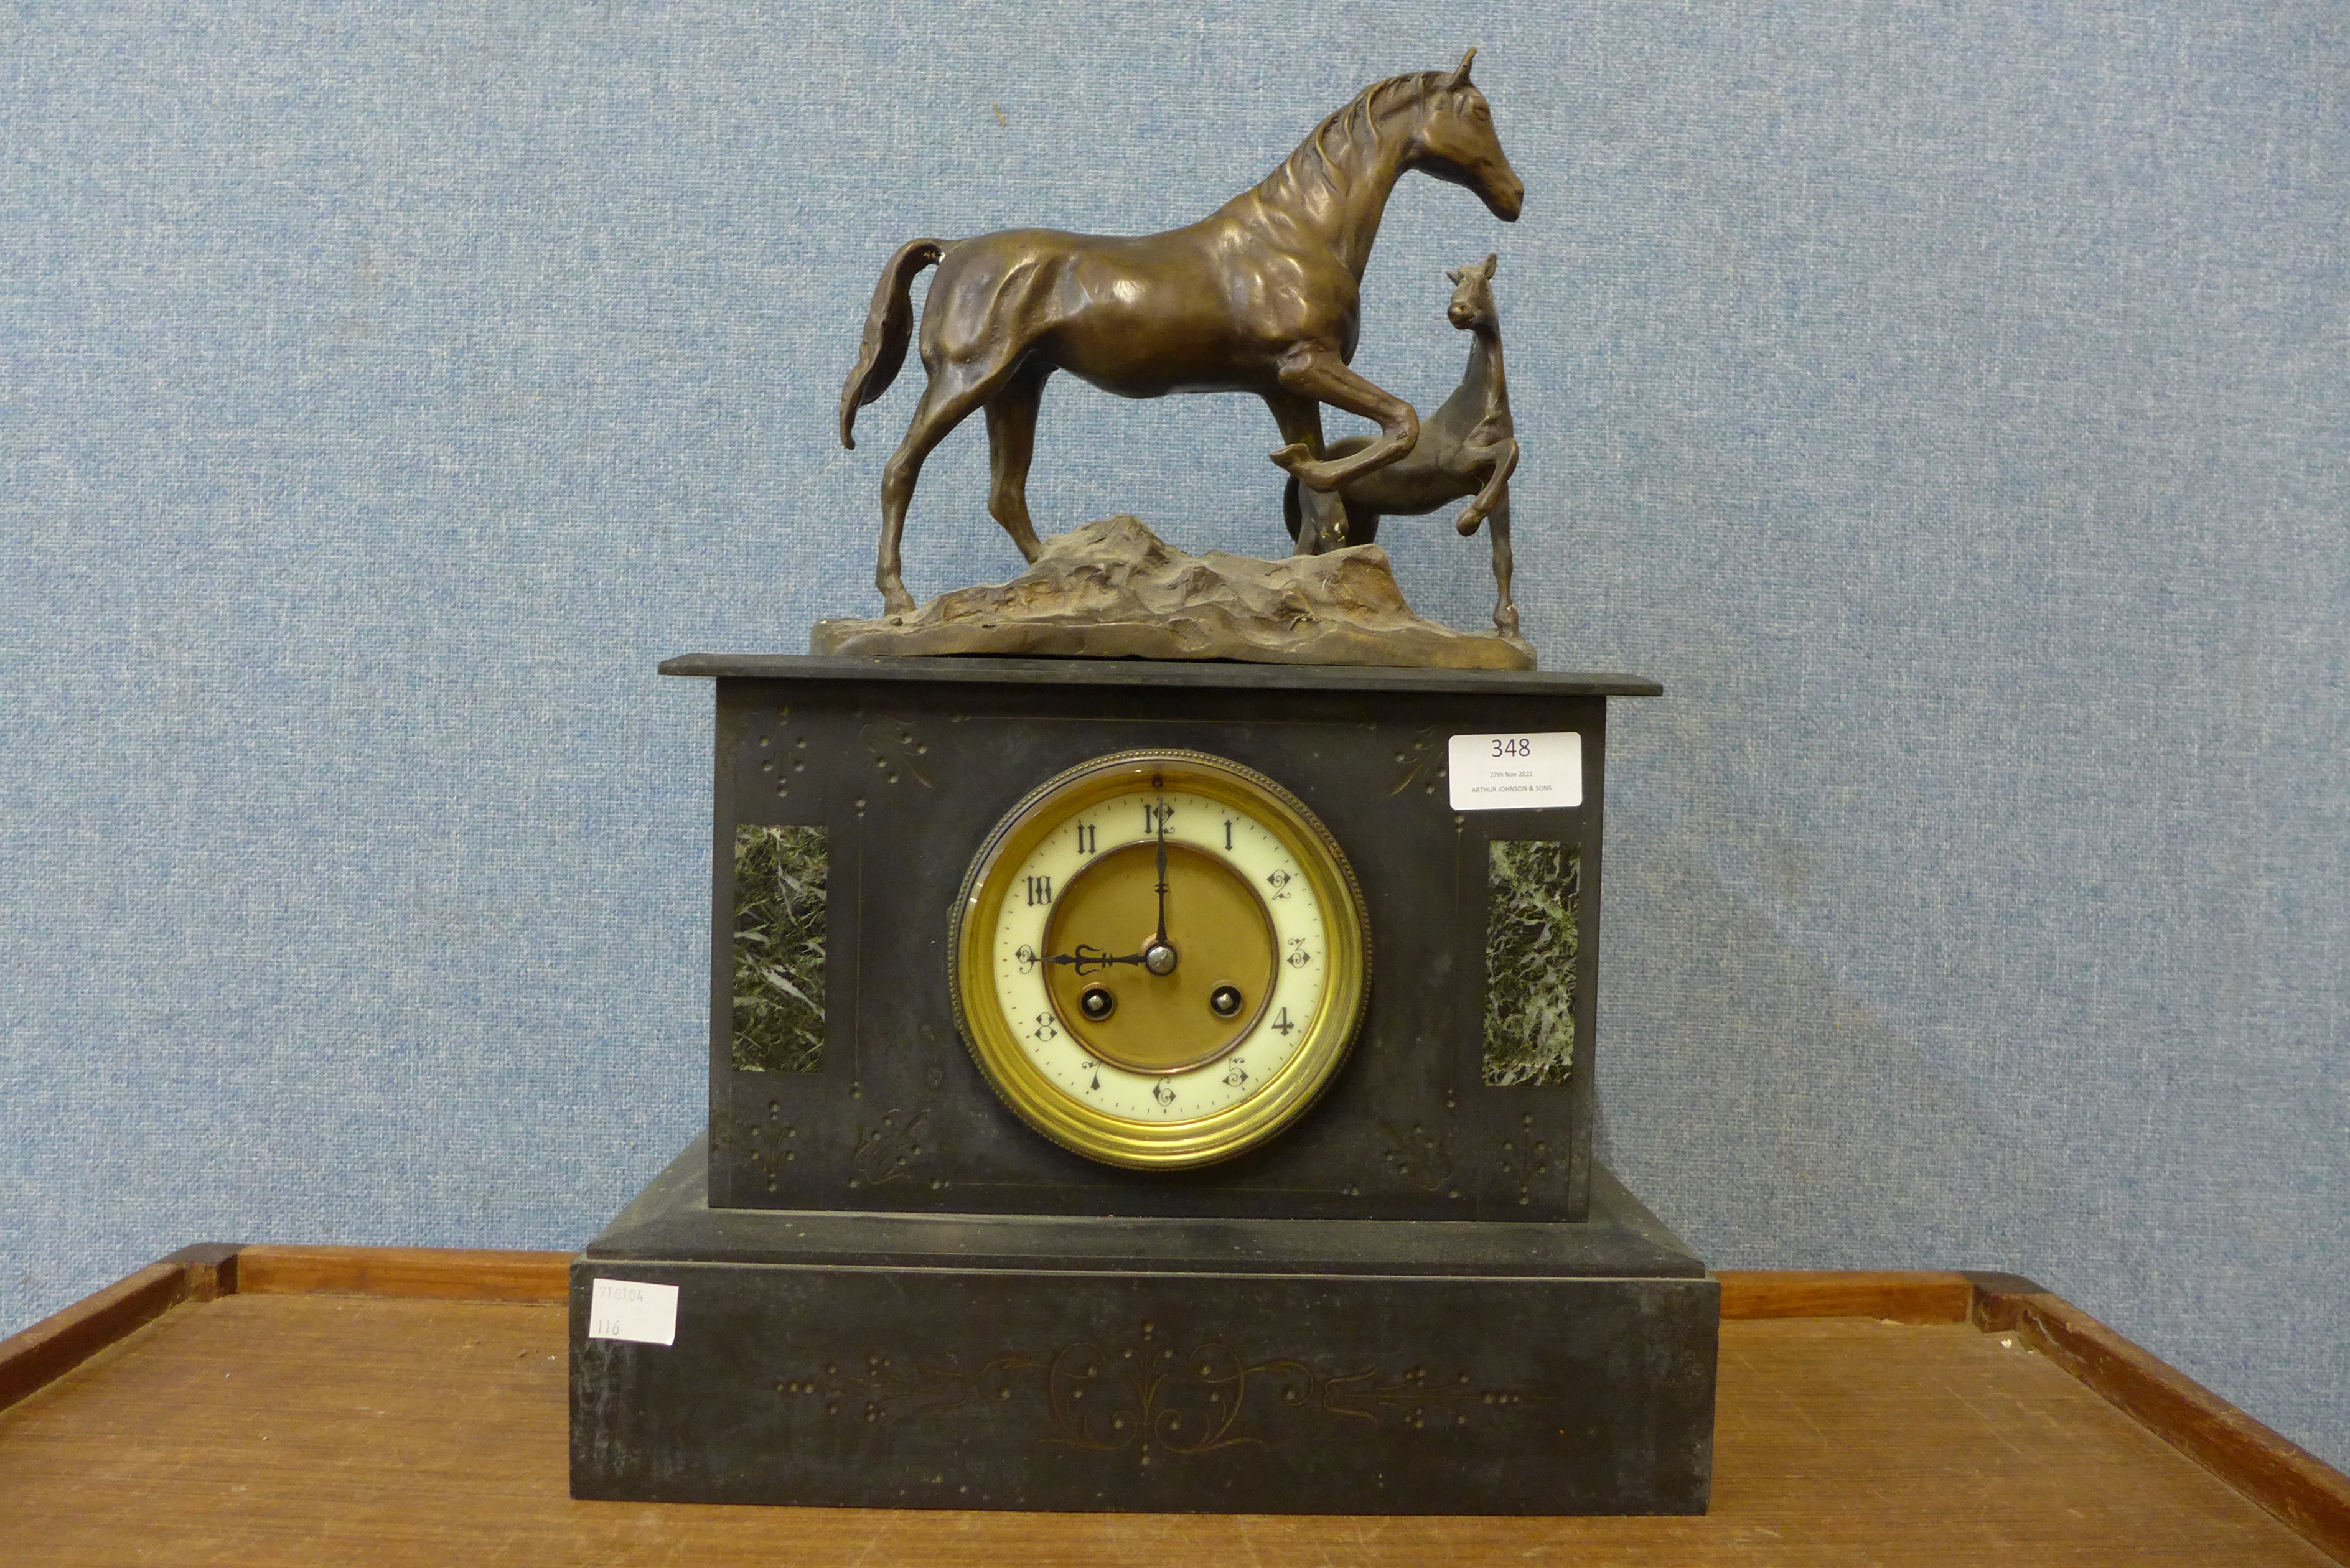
[732,824,827,1074]
[1483,839,1579,1086]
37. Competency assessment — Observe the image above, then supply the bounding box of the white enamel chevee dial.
[950,750,1371,1169]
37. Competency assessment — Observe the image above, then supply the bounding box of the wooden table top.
[2,1248,2344,1566]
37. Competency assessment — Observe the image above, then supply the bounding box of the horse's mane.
[1252,71,1451,209]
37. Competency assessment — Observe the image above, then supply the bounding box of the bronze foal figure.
[1282,253,1522,634]
[839,52,1524,617]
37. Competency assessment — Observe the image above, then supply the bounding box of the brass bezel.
[950,750,1372,1170]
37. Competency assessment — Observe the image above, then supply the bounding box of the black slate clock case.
[570,656,1720,1515]
[711,656,1618,1221]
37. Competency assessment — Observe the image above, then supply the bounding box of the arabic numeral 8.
[1491,736,1532,758]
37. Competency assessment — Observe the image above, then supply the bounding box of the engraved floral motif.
[1487,1110,1557,1208]
[739,1099,802,1194]
[1322,1364,1535,1427]
[850,1108,929,1187]
[1374,1117,1455,1193]
[860,715,934,789]
[1385,724,1446,796]
[774,1319,1539,1458]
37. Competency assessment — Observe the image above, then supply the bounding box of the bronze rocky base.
[811,516,1535,670]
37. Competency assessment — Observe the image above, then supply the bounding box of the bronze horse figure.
[1283,253,1522,634]
[839,51,1524,617]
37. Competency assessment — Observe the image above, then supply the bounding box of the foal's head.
[1404,50,1524,222]
[1446,254,1501,334]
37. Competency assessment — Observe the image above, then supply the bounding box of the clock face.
[950,751,1370,1169]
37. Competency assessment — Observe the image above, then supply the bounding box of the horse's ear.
[1483,253,1499,278]
[1446,267,1463,283]
[1449,47,1477,88]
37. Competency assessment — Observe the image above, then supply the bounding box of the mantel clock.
[569,655,1718,1516]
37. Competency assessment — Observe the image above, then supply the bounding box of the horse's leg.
[983,362,1051,564]
[877,360,1018,615]
[1455,436,1520,537]
[1263,390,1347,553]
[1487,490,1519,637]
[1268,348,1421,495]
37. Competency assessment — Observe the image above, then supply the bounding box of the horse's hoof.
[1455,509,1484,537]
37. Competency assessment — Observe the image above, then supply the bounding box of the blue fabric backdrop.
[3,1,2344,1468]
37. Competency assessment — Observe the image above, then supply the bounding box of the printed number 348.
[1491,737,1532,757]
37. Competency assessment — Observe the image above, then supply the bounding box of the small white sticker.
[1447,731,1583,811]
[588,1277,678,1346]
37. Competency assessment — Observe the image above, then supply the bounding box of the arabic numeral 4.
[1270,1007,1296,1037]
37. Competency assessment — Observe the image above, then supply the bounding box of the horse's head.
[1407,50,1524,222]
[1446,253,1500,332]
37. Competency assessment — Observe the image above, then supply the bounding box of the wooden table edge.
[5,1246,2344,1562]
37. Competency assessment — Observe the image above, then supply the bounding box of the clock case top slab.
[665,654,1660,1225]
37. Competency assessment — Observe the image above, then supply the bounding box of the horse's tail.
[838,238,945,449]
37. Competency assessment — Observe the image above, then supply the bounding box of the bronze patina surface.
[838,52,1522,617]
[808,516,1537,670]
[1286,254,1521,633]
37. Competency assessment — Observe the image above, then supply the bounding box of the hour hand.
[1153,819,1170,945]
[1042,942,1146,975]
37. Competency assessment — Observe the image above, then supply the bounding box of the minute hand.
[1153,820,1169,946]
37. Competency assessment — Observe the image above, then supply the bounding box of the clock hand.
[1141,811,1179,976]
[1041,942,1147,975]
[1153,814,1169,949]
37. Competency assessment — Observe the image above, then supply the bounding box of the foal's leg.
[983,362,1051,563]
[1455,436,1520,536]
[1487,490,1519,636]
[877,358,1019,615]
[1263,390,1346,554]
[1268,348,1420,495]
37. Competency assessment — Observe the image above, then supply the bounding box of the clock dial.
[951,752,1370,1169]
